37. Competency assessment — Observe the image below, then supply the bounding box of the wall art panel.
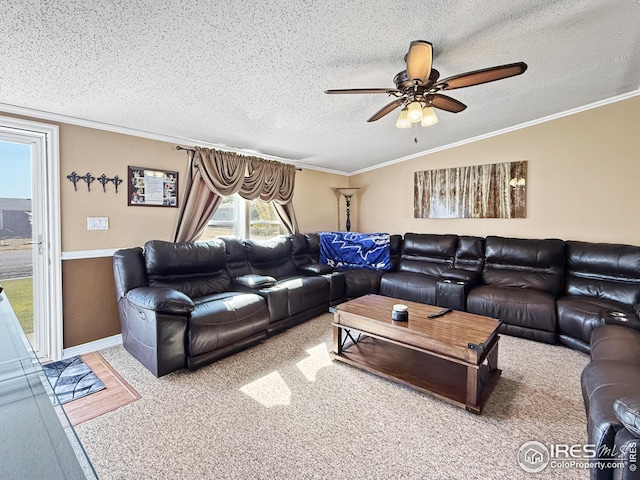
[414,160,527,219]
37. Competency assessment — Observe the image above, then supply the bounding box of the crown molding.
[347,88,640,176]
[0,102,348,174]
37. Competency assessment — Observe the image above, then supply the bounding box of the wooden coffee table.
[332,294,502,413]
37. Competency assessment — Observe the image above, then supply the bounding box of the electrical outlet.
[87,217,109,230]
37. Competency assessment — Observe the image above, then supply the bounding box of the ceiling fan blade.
[436,62,528,90]
[324,88,398,94]
[367,99,403,122]
[430,94,467,113]
[405,40,432,83]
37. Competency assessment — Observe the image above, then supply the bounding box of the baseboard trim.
[63,334,122,359]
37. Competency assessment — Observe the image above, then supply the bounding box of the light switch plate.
[87,217,109,230]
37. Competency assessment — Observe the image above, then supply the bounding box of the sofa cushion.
[557,296,636,345]
[467,285,558,332]
[379,272,438,304]
[590,325,640,364]
[221,237,251,278]
[304,233,322,263]
[188,292,269,357]
[243,236,298,279]
[277,276,329,316]
[482,236,566,296]
[454,236,485,273]
[289,233,312,267]
[144,240,232,298]
[338,268,383,298]
[565,241,640,306]
[397,233,457,276]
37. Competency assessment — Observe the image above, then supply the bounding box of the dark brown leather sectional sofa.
[581,317,640,480]
[114,232,640,479]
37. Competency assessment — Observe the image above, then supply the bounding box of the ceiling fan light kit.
[325,40,527,131]
[395,108,411,129]
[421,107,438,126]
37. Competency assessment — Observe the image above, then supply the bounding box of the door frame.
[0,115,62,361]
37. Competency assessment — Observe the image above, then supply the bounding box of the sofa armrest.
[298,262,334,275]
[600,310,640,331]
[125,287,194,314]
[234,274,277,289]
[615,398,640,438]
[441,268,481,284]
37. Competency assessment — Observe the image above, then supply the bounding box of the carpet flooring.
[76,313,589,479]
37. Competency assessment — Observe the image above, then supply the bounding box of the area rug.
[42,355,106,404]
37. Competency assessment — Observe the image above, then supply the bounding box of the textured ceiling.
[1,1,639,174]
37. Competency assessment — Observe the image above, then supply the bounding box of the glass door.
[0,117,62,361]
[0,140,35,345]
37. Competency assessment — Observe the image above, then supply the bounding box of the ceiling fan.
[324,40,527,129]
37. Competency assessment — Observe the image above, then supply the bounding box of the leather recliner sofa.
[223,235,330,335]
[466,236,567,344]
[379,233,484,309]
[284,232,640,349]
[114,233,640,378]
[113,240,270,377]
[557,241,640,353]
[581,320,640,480]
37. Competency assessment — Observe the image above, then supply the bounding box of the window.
[198,194,285,241]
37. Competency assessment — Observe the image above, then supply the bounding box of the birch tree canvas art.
[414,161,527,219]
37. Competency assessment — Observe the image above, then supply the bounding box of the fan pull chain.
[414,123,418,143]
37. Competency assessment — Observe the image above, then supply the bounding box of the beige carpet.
[76,313,589,479]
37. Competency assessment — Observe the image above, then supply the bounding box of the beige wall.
[293,169,351,233]
[2,113,348,346]
[351,95,640,246]
[58,124,348,251]
[60,125,187,250]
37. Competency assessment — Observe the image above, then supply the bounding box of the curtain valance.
[173,147,299,242]
[193,147,296,204]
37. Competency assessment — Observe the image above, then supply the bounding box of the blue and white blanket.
[318,231,391,270]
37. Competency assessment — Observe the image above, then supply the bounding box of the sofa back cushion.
[305,233,321,263]
[144,239,231,298]
[454,236,485,273]
[290,234,312,268]
[243,236,298,279]
[113,247,148,299]
[482,236,566,295]
[566,241,640,305]
[397,233,457,277]
[221,237,251,278]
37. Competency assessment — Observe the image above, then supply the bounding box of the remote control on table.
[427,308,452,318]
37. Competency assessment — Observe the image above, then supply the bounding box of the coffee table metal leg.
[333,326,361,355]
[466,365,480,408]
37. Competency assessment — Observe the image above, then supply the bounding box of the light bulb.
[407,101,423,122]
[396,108,411,128]
[421,106,438,126]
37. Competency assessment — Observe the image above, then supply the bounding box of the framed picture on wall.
[127,166,178,207]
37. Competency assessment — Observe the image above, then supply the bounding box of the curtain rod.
[175,145,302,170]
